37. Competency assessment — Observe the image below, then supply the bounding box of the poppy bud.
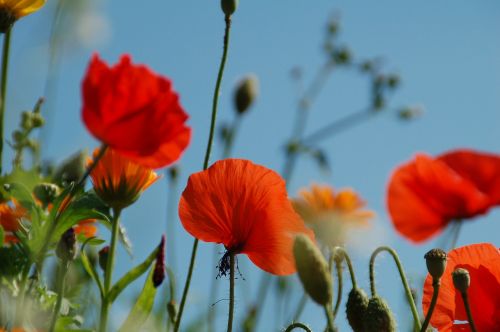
[167,300,178,325]
[98,246,109,271]
[293,234,332,306]
[452,268,470,293]
[363,296,396,332]
[152,235,166,288]
[31,113,45,128]
[33,183,60,208]
[53,151,87,187]
[221,0,238,16]
[234,75,259,115]
[424,248,447,280]
[56,228,78,262]
[21,111,33,130]
[346,288,369,332]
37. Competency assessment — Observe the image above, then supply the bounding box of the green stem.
[460,291,478,332]
[324,304,337,332]
[333,247,357,288]
[98,208,122,332]
[449,220,462,250]
[48,261,70,332]
[284,322,312,332]
[332,258,342,319]
[222,115,242,158]
[227,253,235,332]
[0,27,12,174]
[174,14,233,332]
[369,246,421,331]
[420,279,440,332]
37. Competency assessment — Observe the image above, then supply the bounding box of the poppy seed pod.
[221,0,238,16]
[452,268,470,293]
[234,75,259,115]
[346,288,369,332]
[56,228,78,262]
[293,234,332,306]
[424,248,447,280]
[363,296,396,332]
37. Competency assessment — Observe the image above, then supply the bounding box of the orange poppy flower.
[89,148,160,210]
[179,159,314,276]
[422,243,500,331]
[81,54,191,169]
[0,202,26,244]
[74,219,97,237]
[292,184,374,248]
[387,149,500,243]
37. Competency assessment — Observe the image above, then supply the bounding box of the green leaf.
[80,237,104,298]
[4,182,40,219]
[107,245,158,303]
[118,267,158,332]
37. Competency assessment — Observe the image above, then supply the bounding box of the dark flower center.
[0,8,16,33]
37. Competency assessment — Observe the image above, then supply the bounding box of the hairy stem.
[227,253,235,332]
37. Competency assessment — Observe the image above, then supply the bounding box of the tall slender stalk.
[460,291,477,332]
[174,14,233,332]
[226,253,235,332]
[324,304,336,332]
[0,27,12,174]
[98,208,122,332]
[48,262,69,332]
[420,279,440,332]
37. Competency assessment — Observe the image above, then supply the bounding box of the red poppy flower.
[422,243,500,331]
[387,149,500,243]
[179,159,314,276]
[81,54,191,169]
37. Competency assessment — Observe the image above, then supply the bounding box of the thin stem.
[284,322,312,332]
[174,14,233,332]
[48,261,69,332]
[333,247,357,288]
[222,115,242,158]
[98,208,122,332]
[0,27,12,174]
[227,253,235,332]
[420,279,440,332]
[324,305,336,332]
[165,167,179,274]
[369,246,421,331]
[332,259,343,319]
[460,291,478,332]
[449,220,462,250]
[78,144,108,188]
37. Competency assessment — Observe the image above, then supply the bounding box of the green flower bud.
[346,288,369,332]
[363,296,396,332]
[293,234,333,306]
[56,228,78,262]
[53,151,87,187]
[31,113,45,128]
[221,0,238,16]
[21,111,33,130]
[98,246,109,271]
[234,74,259,115]
[424,248,447,280]
[33,183,60,208]
[452,268,470,293]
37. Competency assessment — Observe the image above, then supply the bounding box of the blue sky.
[5,0,500,331]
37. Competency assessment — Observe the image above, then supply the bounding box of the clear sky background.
[5,0,500,331]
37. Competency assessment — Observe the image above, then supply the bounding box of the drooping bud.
[363,296,396,332]
[293,234,333,306]
[424,248,447,280]
[33,183,60,208]
[346,288,369,332]
[452,268,470,293]
[98,246,109,271]
[167,300,178,325]
[221,0,238,17]
[56,228,78,262]
[53,151,87,187]
[152,235,166,288]
[234,74,259,115]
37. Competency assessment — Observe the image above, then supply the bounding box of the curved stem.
[460,291,478,332]
[48,261,69,332]
[284,322,313,332]
[420,279,440,332]
[333,247,357,288]
[98,208,122,332]
[0,27,12,174]
[226,253,235,332]
[332,259,343,319]
[369,246,421,331]
[174,14,233,332]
